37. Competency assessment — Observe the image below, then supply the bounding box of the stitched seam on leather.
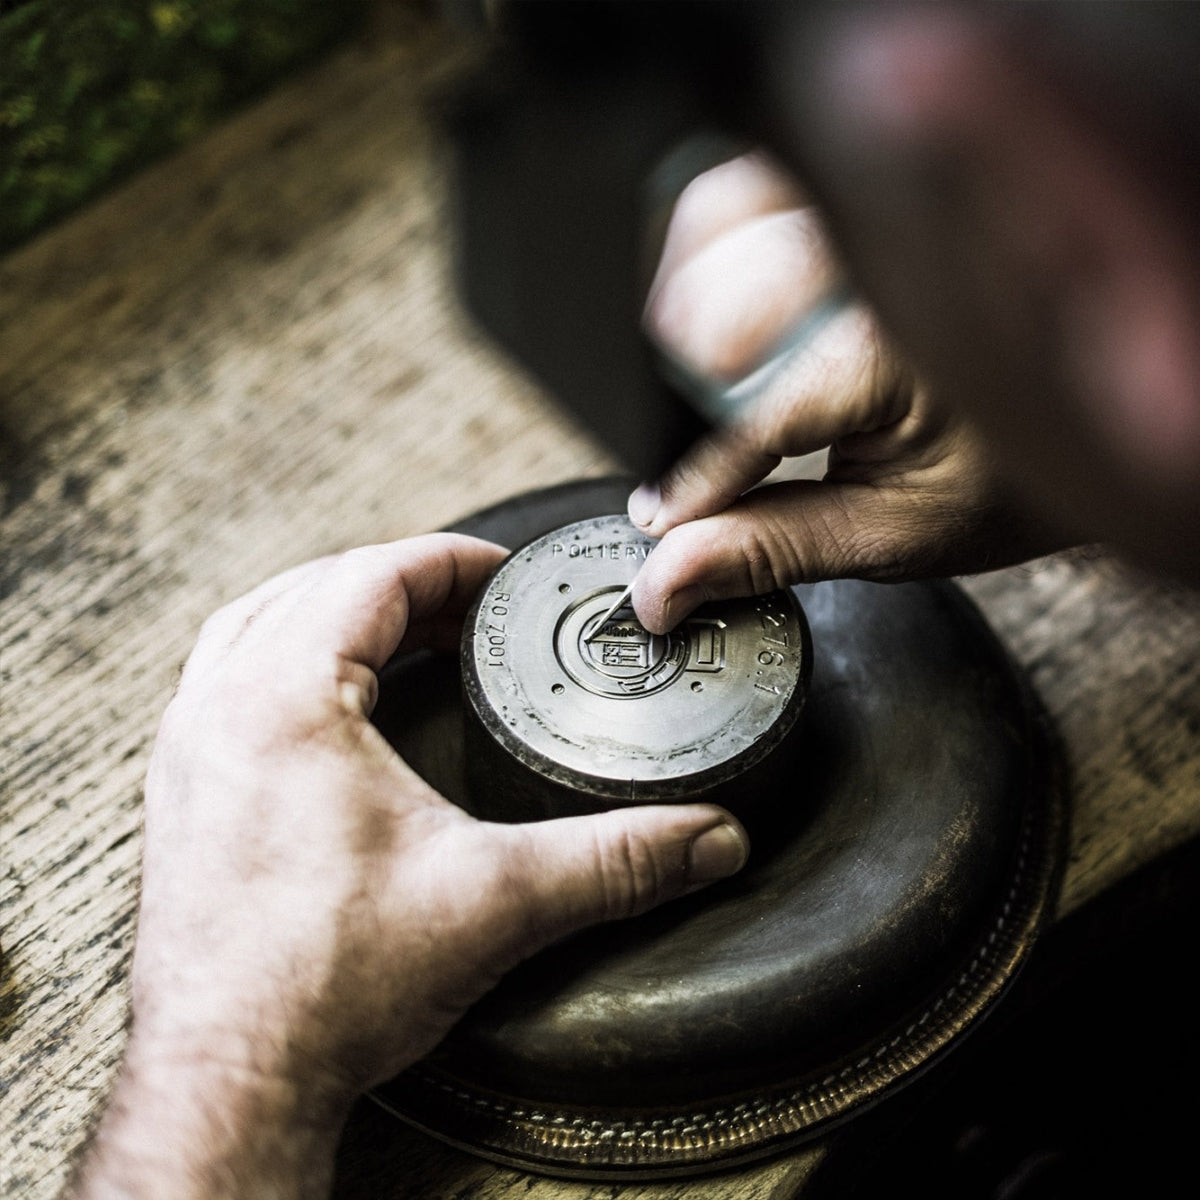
[383,706,1067,1167]
[405,796,1045,1149]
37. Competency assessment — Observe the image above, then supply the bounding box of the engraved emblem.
[466,515,808,791]
[574,605,686,697]
[554,592,727,699]
[588,621,658,671]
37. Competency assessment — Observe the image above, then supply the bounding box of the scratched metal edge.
[367,600,1071,1181]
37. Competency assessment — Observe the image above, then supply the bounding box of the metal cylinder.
[461,515,812,824]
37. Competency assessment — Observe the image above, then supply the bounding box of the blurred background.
[0,0,369,254]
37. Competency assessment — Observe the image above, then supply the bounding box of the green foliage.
[0,0,365,253]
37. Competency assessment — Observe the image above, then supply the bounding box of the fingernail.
[627,482,661,531]
[686,822,749,884]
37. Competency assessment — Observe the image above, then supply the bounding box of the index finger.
[630,306,907,538]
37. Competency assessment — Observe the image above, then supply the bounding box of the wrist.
[68,1031,355,1200]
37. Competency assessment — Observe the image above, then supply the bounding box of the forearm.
[66,1039,352,1200]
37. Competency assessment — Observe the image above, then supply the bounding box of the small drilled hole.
[690,681,703,692]
[552,683,565,695]
[558,583,571,594]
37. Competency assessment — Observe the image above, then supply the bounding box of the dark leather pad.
[367,477,1066,1177]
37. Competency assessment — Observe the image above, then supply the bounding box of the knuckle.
[336,543,391,578]
[657,452,716,518]
[596,824,671,921]
[847,321,884,413]
[750,388,802,455]
[853,315,910,429]
[737,514,804,593]
[196,606,233,642]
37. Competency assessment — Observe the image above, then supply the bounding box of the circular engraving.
[461,515,811,806]
[555,591,689,699]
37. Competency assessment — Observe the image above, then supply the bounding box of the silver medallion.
[461,515,811,818]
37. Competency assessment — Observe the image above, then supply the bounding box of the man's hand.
[69,534,748,1199]
[629,154,1064,633]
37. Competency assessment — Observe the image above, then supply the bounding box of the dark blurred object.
[0,0,365,254]
[804,830,1200,1199]
[438,0,798,482]
[438,0,1200,488]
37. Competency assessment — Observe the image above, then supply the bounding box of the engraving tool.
[585,582,635,643]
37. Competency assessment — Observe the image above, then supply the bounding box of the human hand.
[629,153,1063,634]
[69,534,747,1198]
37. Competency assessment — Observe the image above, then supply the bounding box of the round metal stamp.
[461,515,812,822]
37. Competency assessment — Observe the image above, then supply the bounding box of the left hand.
[69,534,748,1198]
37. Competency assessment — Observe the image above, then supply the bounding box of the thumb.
[630,437,1015,636]
[631,479,899,633]
[510,805,749,945]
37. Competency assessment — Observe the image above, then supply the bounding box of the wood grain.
[2,6,1197,1199]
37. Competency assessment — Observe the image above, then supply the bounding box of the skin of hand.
[68,533,748,1200]
[630,153,1063,634]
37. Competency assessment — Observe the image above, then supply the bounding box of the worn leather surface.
[369,477,1062,1161]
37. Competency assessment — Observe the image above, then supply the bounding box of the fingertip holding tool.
[584,283,856,648]
[585,582,635,642]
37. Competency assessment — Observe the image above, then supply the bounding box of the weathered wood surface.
[2,7,1198,1199]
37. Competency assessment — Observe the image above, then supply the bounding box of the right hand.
[629,154,1064,634]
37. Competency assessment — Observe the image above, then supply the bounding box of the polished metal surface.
[368,478,1067,1180]
[461,516,810,820]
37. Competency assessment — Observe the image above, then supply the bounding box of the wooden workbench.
[3,8,1198,1198]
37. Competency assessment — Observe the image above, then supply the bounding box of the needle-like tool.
[582,283,857,649]
[585,583,634,643]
